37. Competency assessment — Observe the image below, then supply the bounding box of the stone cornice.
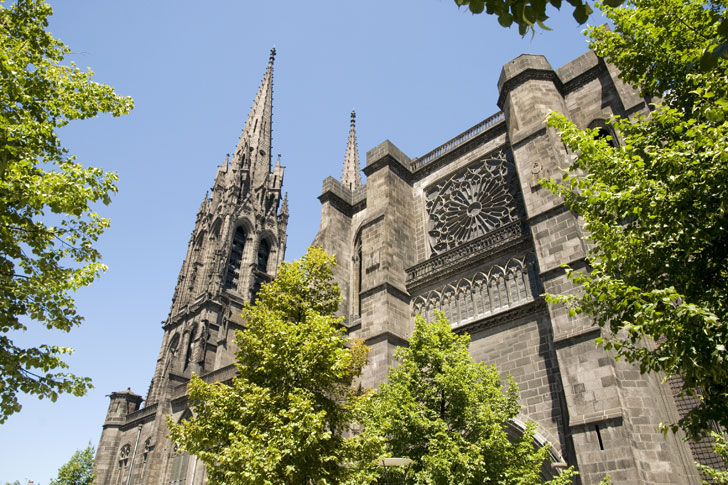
[318,177,367,217]
[360,282,410,304]
[553,325,600,347]
[453,298,547,336]
[123,403,159,427]
[363,154,413,184]
[363,330,410,349]
[497,62,606,109]
[569,409,623,428]
[166,294,225,329]
[409,113,507,178]
[498,69,561,109]
[406,220,529,293]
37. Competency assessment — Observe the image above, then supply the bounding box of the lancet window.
[250,238,271,303]
[257,239,270,273]
[169,443,190,485]
[224,226,246,291]
[589,119,619,148]
[116,444,131,485]
[354,235,362,316]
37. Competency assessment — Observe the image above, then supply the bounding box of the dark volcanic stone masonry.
[93,50,704,484]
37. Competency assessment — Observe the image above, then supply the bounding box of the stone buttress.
[314,51,702,484]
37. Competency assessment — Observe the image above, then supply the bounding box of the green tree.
[0,0,132,423]
[360,313,576,484]
[168,247,371,484]
[452,0,727,67]
[697,433,728,483]
[452,0,615,33]
[49,444,95,485]
[542,0,728,438]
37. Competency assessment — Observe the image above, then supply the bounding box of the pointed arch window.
[116,444,131,485]
[169,443,190,485]
[139,437,152,481]
[257,239,270,273]
[589,120,619,148]
[224,226,247,291]
[250,239,270,303]
[354,235,362,316]
[596,127,618,147]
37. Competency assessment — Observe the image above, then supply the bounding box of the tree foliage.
[360,313,576,484]
[0,0,133,422]
[452,0,728,66]
[49,444,96,485]
[452,0,625,34]
[542,0,728,438]
[697,433,728,483]
[168,247,371,485]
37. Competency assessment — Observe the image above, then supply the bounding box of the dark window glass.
[224,227,246,290]
[257,239,270,273]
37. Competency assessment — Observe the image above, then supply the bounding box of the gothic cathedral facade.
[93,50,706,484]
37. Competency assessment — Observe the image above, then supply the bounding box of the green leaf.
[168,248,372,483]
[498,12,514,27]
[0,0,132,423]
[540,0,728,441]
[700,49,718,70]
[717,18,728,37]
[361,312,576,483]
[468,0,485,14]
[572,3,593,24]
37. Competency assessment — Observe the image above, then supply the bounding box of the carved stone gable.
[426,155,521,254]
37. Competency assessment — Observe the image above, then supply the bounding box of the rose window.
[426,158,519,254]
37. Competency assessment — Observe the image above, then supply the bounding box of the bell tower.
[147,47,287,397]
[93,49,289,485]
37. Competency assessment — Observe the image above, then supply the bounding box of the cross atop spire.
[341,110,362,190]
[232,49,276,188]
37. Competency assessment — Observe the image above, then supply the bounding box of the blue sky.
[1,1,597,482]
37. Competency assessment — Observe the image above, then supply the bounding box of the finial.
[350,110,356,127]
[275,154,281,167]
[269,47,276,63]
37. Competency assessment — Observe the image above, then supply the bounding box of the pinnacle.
[341,110,362,190]
[280,192,289,216]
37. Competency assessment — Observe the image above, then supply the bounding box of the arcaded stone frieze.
[411,255,537,329]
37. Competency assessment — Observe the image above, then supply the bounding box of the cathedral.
[93,49,708,484]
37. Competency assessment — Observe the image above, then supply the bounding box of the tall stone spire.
[341,110,362,190]
[232,48,276,189]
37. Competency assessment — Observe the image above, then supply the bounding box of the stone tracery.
[411,256,535,327]
[426,157,520,254]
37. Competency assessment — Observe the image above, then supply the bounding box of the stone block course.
[95,49,702,485]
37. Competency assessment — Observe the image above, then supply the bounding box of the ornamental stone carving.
[411,256,536,328]
[426,156,520,254]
